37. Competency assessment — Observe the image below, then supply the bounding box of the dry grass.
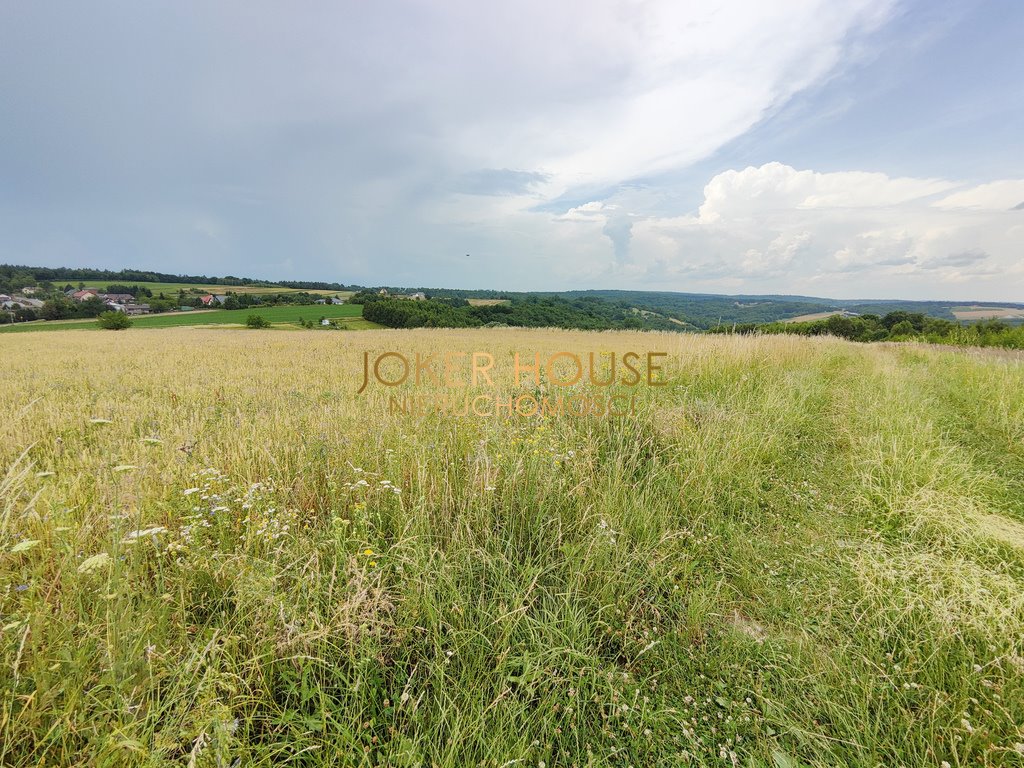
[1,328,1023,766]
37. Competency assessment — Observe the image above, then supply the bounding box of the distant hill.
[551,290,1024,328]
[0,264,353,293]
[372,287,1024,329]
[5,264,1020,329]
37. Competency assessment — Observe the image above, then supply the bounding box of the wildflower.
[364,549,374,556]
[182,488,200,496]
[78,552,111,573]
[122,526,168,543]
[369,561,377,567]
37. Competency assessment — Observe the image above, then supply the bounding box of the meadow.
[1,328,1023,767]
[0,304,367,333]
[72,280,352,298]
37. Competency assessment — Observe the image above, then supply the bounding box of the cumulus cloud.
[613,163,1024,296]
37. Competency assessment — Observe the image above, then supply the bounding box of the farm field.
[0,303,367,333]
[783,310,854,323]
[952,306,1024,321]
[72,280,353,298]
[467,298,511,306]
[1,328,1023,766]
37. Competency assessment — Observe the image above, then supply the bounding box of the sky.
[1,1,1022,300]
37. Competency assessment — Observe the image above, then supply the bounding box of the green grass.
[0,303,365,333]
[0,331,1022,766]
[70,280,352,297]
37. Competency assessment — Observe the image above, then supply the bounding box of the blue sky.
[1,1,1022,299]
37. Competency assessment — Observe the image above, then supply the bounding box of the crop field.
[71,280,352,298]
[0,304,366,334]
[467,299,511,307]
[952,306,1024,321]
[1,328,1023,766]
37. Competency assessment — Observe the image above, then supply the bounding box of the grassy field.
[0,304,368,333]
[70,280,352,298]
[1,328,1023,766]
[952,306,1024,321]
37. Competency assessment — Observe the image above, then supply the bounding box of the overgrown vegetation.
[1,328,1022,766]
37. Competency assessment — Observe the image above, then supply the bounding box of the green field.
[0,303,368,333]
[69,280,352,297]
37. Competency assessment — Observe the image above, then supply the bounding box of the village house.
[2,295,45,310]
[330,297,346,305]
[70,289,100,301]
[106,302,151,315]
[100,293,135,304]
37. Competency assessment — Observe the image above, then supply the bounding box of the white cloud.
[610,163,1024,298]
[933,180,1024,210]
[6,0,1021,301]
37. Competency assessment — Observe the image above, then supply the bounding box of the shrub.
[245,314,271,329]
[97,311,132,330]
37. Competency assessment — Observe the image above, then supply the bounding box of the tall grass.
[0,329,1022,766]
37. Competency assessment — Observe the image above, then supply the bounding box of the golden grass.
[1,328,1023,766]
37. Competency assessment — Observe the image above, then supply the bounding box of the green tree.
[246,314,270,329]
[889,320,916,338]
[41,297,75,320]
[97,311,132,330]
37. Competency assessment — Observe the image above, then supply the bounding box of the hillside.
[554,290,1024,327]
[1,328,1022,765]
[0,263,352,292]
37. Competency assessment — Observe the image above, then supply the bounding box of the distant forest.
[0,264,351,292]
[353,292,689,332]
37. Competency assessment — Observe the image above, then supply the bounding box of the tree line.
[709,311,1024,349]
[0,264,352,292]
[355,293,688,332]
